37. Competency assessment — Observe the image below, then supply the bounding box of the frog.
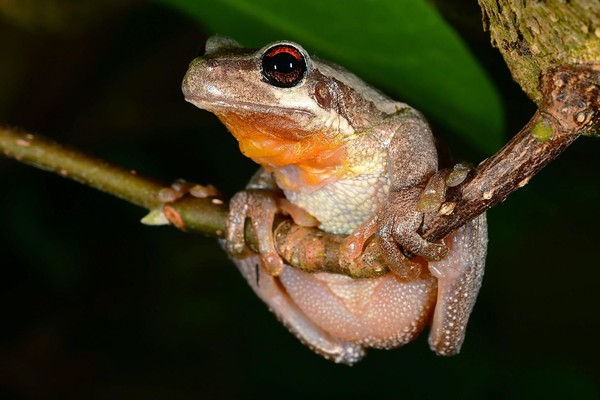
[181,36,488,365]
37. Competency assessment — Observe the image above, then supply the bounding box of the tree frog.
[181,36,487,364]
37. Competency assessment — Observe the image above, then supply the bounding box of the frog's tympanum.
[182,36,487,364]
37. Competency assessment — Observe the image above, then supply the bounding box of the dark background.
[0,1,598,399]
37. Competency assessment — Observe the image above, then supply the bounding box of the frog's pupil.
[271,53,296,72]
[261,45,307,88]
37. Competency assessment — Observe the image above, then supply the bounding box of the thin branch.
[0,128,163,210]
[1,63,596,279]
[425,65,599,241]
[0,125,358,274]
[0,127,228,238]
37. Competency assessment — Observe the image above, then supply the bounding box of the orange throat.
[218,112,349,191]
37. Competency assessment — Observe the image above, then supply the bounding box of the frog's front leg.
[227,168,319,276]
[226,168,287,276]
[376,110,448,275]
[227,189,285,276]
[376,110,487,355]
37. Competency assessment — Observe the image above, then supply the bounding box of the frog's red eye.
[261,44,307,88]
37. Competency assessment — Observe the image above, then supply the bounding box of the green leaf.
[161,0,504,154]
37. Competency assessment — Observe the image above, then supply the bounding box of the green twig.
[0,127,228,238]
[0,127,163,210]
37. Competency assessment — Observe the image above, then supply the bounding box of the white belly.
[284,173,389,235]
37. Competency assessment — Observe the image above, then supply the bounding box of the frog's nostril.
[188,58,219,74]
[205,59,220,69]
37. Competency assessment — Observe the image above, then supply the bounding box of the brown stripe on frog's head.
[182,37,399,171]
[183,38,357,139]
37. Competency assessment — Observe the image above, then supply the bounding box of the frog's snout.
[181,58,214,102]
[181,56,249,109]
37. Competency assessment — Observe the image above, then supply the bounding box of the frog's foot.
[227,189,285,276]
[142,181,223,227]
[377,187,448,280]
[157,180,222,203]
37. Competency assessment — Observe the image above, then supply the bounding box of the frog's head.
[182,36,394,170]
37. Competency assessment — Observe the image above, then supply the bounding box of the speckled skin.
[182,37,488,364]
[284,129,390,234]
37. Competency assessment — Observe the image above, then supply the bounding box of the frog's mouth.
[184,96,314,118]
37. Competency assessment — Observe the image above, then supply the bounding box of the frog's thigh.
[232,252,365,365]
[279,268,438,349]
[427,214,488,355]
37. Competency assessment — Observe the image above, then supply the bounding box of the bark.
[479,0,599,108]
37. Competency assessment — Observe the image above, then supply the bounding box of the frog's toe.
[410,238,448,261]
[338,234,367,271]
[378,223,421,280]
[260,251,285,276]
[226,191,251,256]
[418,164,471,224]
[225,239,246,257]
[226,189,286,276]
[417,171,448,214]
[377,200,448,279]
[158,180,222,203]
[338,214,379,274]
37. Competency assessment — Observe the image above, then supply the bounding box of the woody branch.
[0,0,598,278]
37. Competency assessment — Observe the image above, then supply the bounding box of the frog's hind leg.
[427,214,488,356]
[231,251,366,365]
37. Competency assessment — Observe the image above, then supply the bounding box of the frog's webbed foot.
[342,164,471,280]
[338,188,441,281]
[339,184,445,280]
[376,186,448,280]
[377,163,472,277]
[143,180,223,227]
[227,189,285,276]
[157,180,222,203]
[338,215,378,276]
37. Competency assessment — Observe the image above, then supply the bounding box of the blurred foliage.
[0,0,140,34]
[0,1,598,399]
[161,0,504,154]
